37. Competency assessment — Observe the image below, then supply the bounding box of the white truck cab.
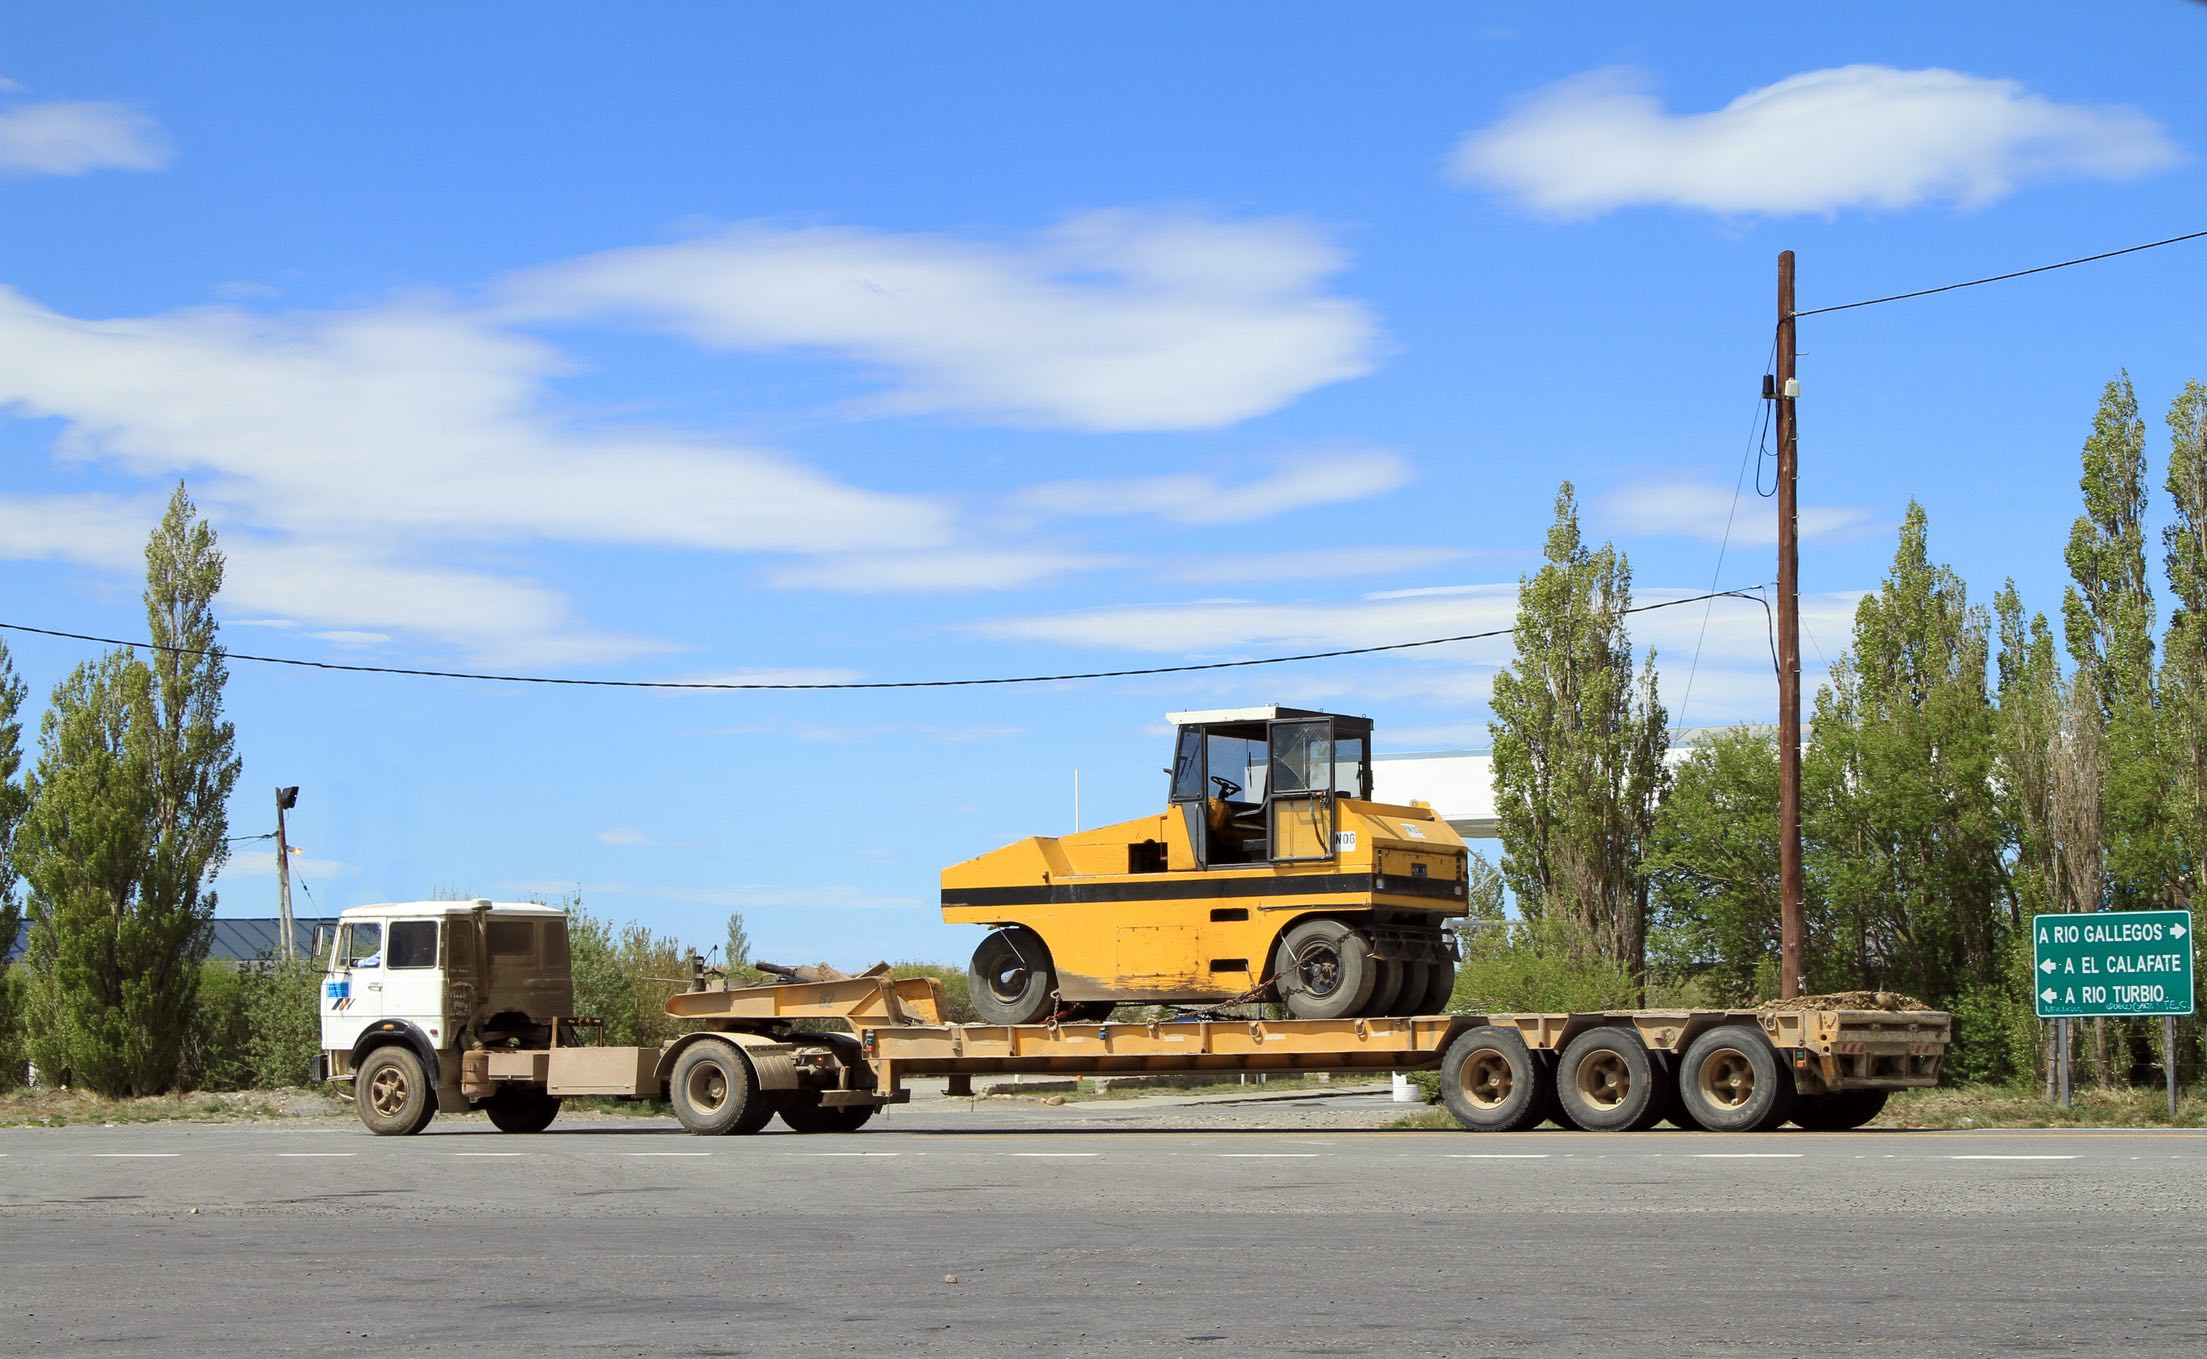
[318,900,575,1134]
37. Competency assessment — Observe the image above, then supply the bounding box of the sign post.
[2033,909,2195,1118]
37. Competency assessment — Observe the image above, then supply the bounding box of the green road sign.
[2032,910,2195,1018]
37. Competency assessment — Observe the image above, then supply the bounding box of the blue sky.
[3,4,2204,965]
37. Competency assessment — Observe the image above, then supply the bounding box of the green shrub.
[183,960,252,1091]
[0,969,27,1091]
[888,962,975,1023]
[239,959,326,1088]
[1451,912,1640,1015]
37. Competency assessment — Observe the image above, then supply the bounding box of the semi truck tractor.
[317,901,1950,1137]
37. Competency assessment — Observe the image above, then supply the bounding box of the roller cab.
[942,707,1471,1022]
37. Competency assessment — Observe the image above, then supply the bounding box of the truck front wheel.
[670,1042,761,1135]
[356,1046,437,1136]
[485,1086,561,1134]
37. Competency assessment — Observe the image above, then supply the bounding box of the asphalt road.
[5,1096,2206,1357]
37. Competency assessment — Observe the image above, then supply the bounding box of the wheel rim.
[1576,1052,1631,1109]
[1698,1049,1756,1110]
[367,1065,409,1118]
[686,1061,730,1114]
[1460,1049,1514,1109]
[1294,942,1345,997]
[987,959,1030,1003]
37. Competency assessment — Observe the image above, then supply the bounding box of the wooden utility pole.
[275,786,299,963]
[1776,252,1805,998]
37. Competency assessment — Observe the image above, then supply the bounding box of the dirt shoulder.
[0,1087,352,1128]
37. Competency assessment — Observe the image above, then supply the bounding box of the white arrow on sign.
[2041,987,2059,1003]
[2041,959,2056,973]
[2173,924,2188,940]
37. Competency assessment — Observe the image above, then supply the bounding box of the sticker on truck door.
[1334,830,1357,852]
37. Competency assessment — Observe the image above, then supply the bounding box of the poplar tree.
[19,487,238,1095]
[1645,726,1783,1003]
[1992,583,2062,920]
[0,643,26,1086]
[2062,374,2174,907]
[1490,483,1669,980]
[2163,380,2207,909]
[1802,502,2003,1000]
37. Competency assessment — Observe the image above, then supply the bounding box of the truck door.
[1266,718,1338,862]
[380,918,446,1045]
[322,920,384,1052]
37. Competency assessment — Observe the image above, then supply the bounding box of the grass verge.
[0,1087,348,1127]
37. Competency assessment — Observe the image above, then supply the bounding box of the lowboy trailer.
[321,904,1948,1136]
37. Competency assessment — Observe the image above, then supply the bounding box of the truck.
[316,899,1949,1136]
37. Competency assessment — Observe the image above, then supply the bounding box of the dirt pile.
[1755,990,1935,1013]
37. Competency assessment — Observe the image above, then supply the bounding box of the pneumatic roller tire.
[1365,958,1410,1017]
[968,926,1059,1026]
[1274,919,1379,1021]
[1439,1025,1551,1132]
[1787,1088,1888,1131]
[1677,1025,1797,1132]
[1416,960,1457,1014]
[1554,1027,1663,1132]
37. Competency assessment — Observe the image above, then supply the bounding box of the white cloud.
[306,630,392,646]
[767,547,1120,594]
[0,288,954,662]
[1159,546,1472,585]
[0,97,170,176]
[499,212,1379,430]
[1013,447,1413,525]
[595,828,652,847]
[1600,480,1878,546]
[1450,65,2180,217]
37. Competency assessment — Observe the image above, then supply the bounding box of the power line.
[1677,334,1778,733]
[1794,227,2207,318]
[0,589,1774,692]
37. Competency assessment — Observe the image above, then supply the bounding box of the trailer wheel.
[1678,1026,1796,1132]
[1274,919,1378,1020]
[355,1046,437,1136]
[670,1041,761,1135]
[1439,1025,1550,1132]
[969,927,1059,1026]
[1555,1028,1661,1132]
[1660,1065,1704,1131]
[779,1095,878,1134]
[484,1086,561,1134]
[1788,1088,1888,1131]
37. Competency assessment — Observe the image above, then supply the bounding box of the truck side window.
[541,922,570,968]
[487,919,535,959]
[387,920,438,969]
[339,922,381,966]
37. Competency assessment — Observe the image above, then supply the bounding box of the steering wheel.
[1210,775,1242,800]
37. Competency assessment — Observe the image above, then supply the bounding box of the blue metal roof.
[5,917,339,965]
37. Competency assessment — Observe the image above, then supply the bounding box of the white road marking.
[278,1153,358,1158]
[1010,1152,1099,1158]
[1693,1153,1803,1159]
[798,1151,902,1157]
[1447,1153,1551,1159]
[91,1153,181,1159]
[624,1152,711,1157]
[1218,1153,1320,1158]
[1946,1155,2079,1161]
[450,1152,528,1157]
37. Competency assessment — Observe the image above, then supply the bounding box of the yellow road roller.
[941,707,1470,1023]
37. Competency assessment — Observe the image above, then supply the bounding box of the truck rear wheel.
[1274,919,1377,1020]
[969,927,1059,1026]
[1555,1028,1662,1132]
[670,1041,762,1135]
[1678,1025,1796,1132]
[485,1086,560,1134]
[779,1095,878,1134]
[1439,1025,1550,1132]
[355,1046,437,1136]
[1788,1088,1888,1131]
